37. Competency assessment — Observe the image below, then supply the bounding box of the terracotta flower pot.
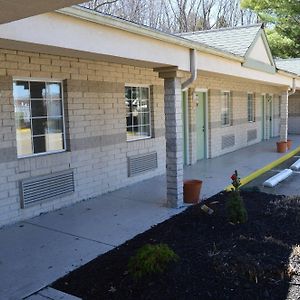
[287,139,292,150]
[183,180,203,204]
[276,141,287,153]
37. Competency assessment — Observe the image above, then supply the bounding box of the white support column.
[156,67,184,208]
[280,90,289,142]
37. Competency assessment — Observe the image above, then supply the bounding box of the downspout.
[182,48,197,90]
[288,78,296,96]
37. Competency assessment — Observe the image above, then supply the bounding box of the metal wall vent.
[128,152,158,177]
[247,129,257,142]
[222,134,235,149]
[20,170,74,208]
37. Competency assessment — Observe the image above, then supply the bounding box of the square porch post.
[157,68,184,208]
[280,90,289,142]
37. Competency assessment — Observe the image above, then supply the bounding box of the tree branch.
[94,0,119,10]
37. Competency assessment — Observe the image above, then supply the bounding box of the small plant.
[128,243,179,279]
[227,170,248,224]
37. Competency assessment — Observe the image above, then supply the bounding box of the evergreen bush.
[128,243,179,279]
[227,170,248,224]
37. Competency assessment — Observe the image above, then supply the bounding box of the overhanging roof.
[59,6,244,63]
[0,0,84,24]
[180,24,262,58]
[275,59,300,77]
[0,5,298,88]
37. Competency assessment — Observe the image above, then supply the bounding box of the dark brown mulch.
[52,191,300,300]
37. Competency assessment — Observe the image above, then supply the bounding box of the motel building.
[0,2,299,227]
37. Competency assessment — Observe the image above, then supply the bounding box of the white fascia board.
[0,12,190,71]
[0,0,83,24]
[58,6,244,63]
[277,71,300,89]
[277,69,300,78]
[198,51,297,88]
[59,7,299,87]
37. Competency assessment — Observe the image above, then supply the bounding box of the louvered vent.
[128,152,158,177]
[20,170,74,208]
[222,134,235,149]
[247,129,257,142]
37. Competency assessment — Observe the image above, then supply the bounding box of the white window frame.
[125,84,152,142]
[13,77,67,158]
[247,93,255,123]
[221,91,232,127]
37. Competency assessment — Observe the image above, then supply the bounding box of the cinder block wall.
[288,92,300,134]
[190,71,283,158]
[0,49,165,227]
[272,94,281,138]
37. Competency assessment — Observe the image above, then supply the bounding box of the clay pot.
[287,139,292,150]
[276,141,287,153]
[183,180,203,204]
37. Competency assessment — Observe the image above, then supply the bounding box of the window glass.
[47,100,62,117]
[33,136,46,153]
[46,83,61,99]
[125,86,151,141]
[30,82,46,99]
[248,93,255,122]
[13,80,65,157]
[31,100,47,117]
[221,92,231,126]
[13,81,30,99]
[32,118,48,135]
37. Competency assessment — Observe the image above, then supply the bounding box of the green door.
[264,95,273,140]
[182,91,188,165]
[196,92,206,160]
[268,97,273,138]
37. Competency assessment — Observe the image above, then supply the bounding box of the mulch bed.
[52,191,300,300]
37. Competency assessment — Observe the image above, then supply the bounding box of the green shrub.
[128,243,179,279]
[227,189,248,224]
[227,170,248,224]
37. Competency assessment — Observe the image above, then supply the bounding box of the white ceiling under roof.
[0,0,83,24]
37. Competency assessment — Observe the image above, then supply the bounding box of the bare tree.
[80,0,259,33]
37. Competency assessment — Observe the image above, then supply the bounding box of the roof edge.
[277,69,300,78]
[56,6,244,63]
[275,58,300,62]
[180,23,263,37]
[275,59,300,77]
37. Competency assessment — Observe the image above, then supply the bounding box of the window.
[125,86,151,141]
[279,95,282,118]
[247,93,255,122]
[221,91,231,126]
[13,80,65,157]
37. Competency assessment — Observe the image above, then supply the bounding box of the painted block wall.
[190,71,283,159]
[288,92,300,134]
[272,94,281,138]
[0,49,165,227]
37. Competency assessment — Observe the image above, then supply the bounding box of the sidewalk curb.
[225,146,300,191]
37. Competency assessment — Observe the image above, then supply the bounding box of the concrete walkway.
[1,135,299,299]
[185,134,300,199]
